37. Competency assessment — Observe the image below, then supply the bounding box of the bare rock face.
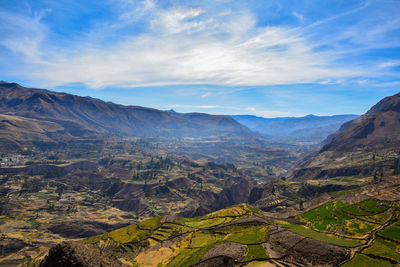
[40,242,126,267]
[216,178,255,209]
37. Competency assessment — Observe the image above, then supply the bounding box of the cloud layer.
[3,0,396,88]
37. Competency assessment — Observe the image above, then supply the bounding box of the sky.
[0,0,400,117]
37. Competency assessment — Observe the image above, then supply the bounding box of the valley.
[0,83,399,267]
[30,177,400,266]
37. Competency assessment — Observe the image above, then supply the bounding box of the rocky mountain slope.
[289,92,400,180]
[0,82,254,149]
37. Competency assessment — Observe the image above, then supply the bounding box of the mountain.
[0,82,255,149]
[231,114,358,142]
[0,113,72,150]
[290,92,400,180]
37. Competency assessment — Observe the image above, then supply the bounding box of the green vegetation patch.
[378,224,400,242]
[108,224,150,243]
[341,204,371,216]
[358,200,389,214]
[137,216,162,230]
[283,224,363,247]
[301,209,317,221]
[224,226,269,245]
[342,220,376,236]
[151,223,192,241]
[190,232,223,248]
[368,209,393,224]
[242,244,269,262]
[204,204,261,219]
[363,237,400,262]
[299,200,385,237]
[182,217,232,229]
[85,233,109,244]
[166,247,210,267]
[341,253,393,267]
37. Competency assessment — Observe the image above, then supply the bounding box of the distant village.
[0,154,24,167]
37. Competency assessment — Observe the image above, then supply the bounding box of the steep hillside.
[0,82,254,145]
[0,114,72,150]
[232,114,358,142]
[290,92,400,180]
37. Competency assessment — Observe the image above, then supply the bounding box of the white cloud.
[378,61,400,69]
[292,12,304,22]
[319,79,342,85]
[0,1,392,89]
[201,92,212,98]
[0,10,48,63]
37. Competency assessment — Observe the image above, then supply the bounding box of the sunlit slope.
[37,198,400,266]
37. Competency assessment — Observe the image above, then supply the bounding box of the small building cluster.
[0,155,24,167]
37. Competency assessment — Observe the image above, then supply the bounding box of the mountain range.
[232,114,358,142]
[1,82,400,267]
[290,92,400,180]
[0,82,254,150]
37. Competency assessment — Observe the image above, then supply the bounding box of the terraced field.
[84,204,273,266]
[295,199,400,266]
[298,200,392,238]
[34,199,400,267]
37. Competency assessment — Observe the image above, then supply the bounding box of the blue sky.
[0,0,399,117]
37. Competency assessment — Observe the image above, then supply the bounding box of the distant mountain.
[290,92,400,180]
[231,114,358,142]
[0,82,255,149]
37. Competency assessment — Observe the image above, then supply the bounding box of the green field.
[299,200,388,237]
[242,244,269,262]
[378,223,400,242]
[283,223,363,247]
[166,247,210,267]
[224,225,269,244]
[341,254,393,267]
[363,237,400,263]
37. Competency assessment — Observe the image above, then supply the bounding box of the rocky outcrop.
[216,178,255,210]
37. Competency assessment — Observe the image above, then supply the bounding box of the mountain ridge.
[290,91,400,180]
[0,82,256,148]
